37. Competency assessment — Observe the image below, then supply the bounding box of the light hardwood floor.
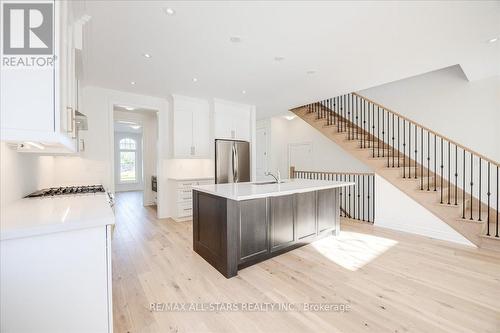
[113,191,500,333]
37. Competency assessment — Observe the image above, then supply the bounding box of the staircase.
[291,93,500,250]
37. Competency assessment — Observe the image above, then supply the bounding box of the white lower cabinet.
[169,178,214,221]
[0,225,113,332]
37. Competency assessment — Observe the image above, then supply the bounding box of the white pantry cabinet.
[214,99,252,141]
[172,95,210,158]
[0,0,84,154]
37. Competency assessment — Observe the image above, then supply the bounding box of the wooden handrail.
[352,92,499,166]
[290,167,374,177]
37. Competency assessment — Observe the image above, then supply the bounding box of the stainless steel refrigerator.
[215,139,250,184]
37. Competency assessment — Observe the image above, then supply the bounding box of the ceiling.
[79,1,500,118]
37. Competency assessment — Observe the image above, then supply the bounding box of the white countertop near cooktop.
[1,194,114,241]
[192,179,355,201]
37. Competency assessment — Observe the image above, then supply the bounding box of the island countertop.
[192,179,354,201]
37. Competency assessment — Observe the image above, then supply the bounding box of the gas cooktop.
[25,185,106,198]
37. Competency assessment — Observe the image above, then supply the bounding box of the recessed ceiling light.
[143,53,152,58]
[274,56,285,61]
[130,81,136,85]
[230,36,242,43]
[488,37,498,43]
[164,8,175,15]
[306,70,316,75]
[192,78,198,82]
[242,90,246,94]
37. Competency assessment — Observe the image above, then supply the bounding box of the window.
[119,138,137,183]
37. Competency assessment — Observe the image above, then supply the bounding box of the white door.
[288,143,313,172]
[256,127,268,179]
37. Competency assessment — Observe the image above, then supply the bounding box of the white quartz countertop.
[192,179,355,201]
[1,194,115,241]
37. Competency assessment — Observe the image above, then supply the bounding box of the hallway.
[112,191,500,333]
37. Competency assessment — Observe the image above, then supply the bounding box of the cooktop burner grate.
[25,185,106,198]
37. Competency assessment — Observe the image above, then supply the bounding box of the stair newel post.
[440,137,444,204]
[470,153,474,220]
[427,131,430,191]
[478,158,482,221]
[487,162,490,236]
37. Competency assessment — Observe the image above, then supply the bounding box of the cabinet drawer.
[177,189,193,202]
[177,201,193,218]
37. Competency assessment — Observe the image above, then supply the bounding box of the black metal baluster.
[382,109,385,158]
[362,175,365,221]
[355,96,359,141]
[397,116,400,168]
[408,123,411,177]
[420,127,423,190]
[403,120,406,178]
[387,110,390,167]
[434,134,437,191]
[392,113,395,168]
[454,145,458,205]
[448,141,451,204]
[463,149,466,219]
[347,96,351,139]
[373,175,375,222]
[427,131,430,191]
[496,166,499,237]
[478,158,482,221]
[367,174,371,222]
[357,174,361,219]
[470,153,473,220]
[348,175,352,217]
[371,103,375,157]
[414,124,418,179]
[377,107,380,157]
[487,162,490,236]
[440,138,443,204]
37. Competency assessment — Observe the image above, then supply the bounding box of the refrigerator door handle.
[234,143,239,182]
[231,143,236,182]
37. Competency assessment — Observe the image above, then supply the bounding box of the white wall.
[261,114,474,246]
[259,116,369,181]
[0,143,55,209]
[359,65,500,162]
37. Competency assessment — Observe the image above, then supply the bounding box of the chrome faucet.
[266,170,281,183]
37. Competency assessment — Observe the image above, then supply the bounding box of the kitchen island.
[192,179,354,278]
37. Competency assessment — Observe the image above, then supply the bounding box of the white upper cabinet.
[214,99,252,142]
[172,95,210,158]
[0,0,84,153]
